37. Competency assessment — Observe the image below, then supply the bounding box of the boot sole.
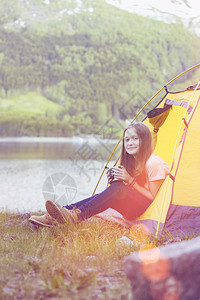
[46,200,68,224]
[28,217,54,228]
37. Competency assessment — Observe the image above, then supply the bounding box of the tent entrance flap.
[147,104,172,149]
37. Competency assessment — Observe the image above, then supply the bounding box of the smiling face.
[124,127,140,157]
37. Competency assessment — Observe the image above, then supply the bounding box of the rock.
[86,255,99,265]
[116,236,133,256]
[124,237,200,300]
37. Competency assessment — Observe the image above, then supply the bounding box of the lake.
[0,137,120,213]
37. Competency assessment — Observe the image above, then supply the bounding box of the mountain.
[0,0,200,137]
[106,0,200,36]
[1,0,200,35]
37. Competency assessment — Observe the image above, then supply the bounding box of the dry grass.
[0,212,137,300]
[1,212,196,300]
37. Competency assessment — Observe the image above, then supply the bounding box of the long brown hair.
[120,122,153,185]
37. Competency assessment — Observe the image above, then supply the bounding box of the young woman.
[29,122,169,227]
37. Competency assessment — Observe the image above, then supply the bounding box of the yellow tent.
[95,74,200,238]
[137,82,200,237]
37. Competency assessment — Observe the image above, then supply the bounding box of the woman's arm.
[133,179,164,201]
[112,165,164,201]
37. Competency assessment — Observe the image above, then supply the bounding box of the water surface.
[0,137,119,212]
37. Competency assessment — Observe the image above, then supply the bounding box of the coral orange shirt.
[145,153,169,188]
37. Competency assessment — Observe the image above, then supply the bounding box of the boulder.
[124,237,200,300]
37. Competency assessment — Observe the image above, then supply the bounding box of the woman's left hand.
[112,165,133,183]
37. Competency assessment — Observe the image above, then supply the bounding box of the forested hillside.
[0,0,200,137]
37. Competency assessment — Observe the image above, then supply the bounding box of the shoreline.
[0,135,120,145]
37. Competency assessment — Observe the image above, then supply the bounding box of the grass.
[0,92,63,117]
[0,212,136,300]
[0,212,198,300]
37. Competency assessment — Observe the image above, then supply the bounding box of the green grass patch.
[0,92,75,137]
[0,92,63,117]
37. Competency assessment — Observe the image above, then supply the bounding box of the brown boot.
[45,200,79,225]
[28,213,57,227]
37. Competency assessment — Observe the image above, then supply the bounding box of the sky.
[106,0,200,19]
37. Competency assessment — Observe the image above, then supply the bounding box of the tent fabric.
[96,84,200,238]
[165,205,200,236]
[137,85,200,237]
